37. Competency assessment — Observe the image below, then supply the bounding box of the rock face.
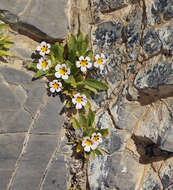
[1,0,173,189]
[88,0,173,189]
[0,0,69,40]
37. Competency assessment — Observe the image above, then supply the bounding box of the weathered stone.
[0,109,32,133]
[0,0,69,40]
[0,134,25,170]
[9,135,58,190]
[134,60,173,100]
[0,83,20,111]
[0,170,12,190]
[141,169,162,190]
[95,110,130,154]
[142,28,162,55]
[88,153,122,190]
[157,21,173,51]
[115,150,144,190]
[31,96,64,134]
[93,21,123,50]
[146,0,173,25]
[109,95,146,131]
[160,158,173,189]
[42,154,70,190]
[0,0,28,15]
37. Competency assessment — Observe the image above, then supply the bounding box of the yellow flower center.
[41,46,48,52]
[97,58,103,65]
[41,60,48,68]
[93,135,99,142]
[76,97,82,103]
[80,60,88,67]
[59,67,67,75]
[85,139,93,146]
[53,83,59,89]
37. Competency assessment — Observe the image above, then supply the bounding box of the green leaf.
[79,114,87,128]
[65,100,72,108]
[84,151,89,160]
[84,78,108,91]
[0,50,13,56]
[87,109,95,127]
[97,128,109,138]
[87,127,96,136]
[71,117,80,129]
[26,62,38,71]
[91,150,96,159]
[33,69,48,79]
[95,149,103,156]
[64,75,76,88]
[68,34,77,62]
[85,100,91,109]
[51,42,64,62]
[84,84,98,94]
[0,24,8,30]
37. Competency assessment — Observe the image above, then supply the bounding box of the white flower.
[55,64,70,80]
[49,80,62,93]
[82,137,97,152]
[37,57,51,71]
[36,41,51,56]
[91,133,103,145]
[94,53,106,70]
[72,93,87,109]
[76,56,92,72]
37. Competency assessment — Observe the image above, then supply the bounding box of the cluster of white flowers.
[82,133,103,152]
[76,54,106,73]
[36,41,106,110]
[36,42,52,71]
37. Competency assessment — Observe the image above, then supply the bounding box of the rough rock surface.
[1,0,173,189]
[0,0,69,40]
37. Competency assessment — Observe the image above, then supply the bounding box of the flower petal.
[40,41,47,46]
[55,72,61,78]
[55,64,61,71]
[50,87,55,93]
[85,57,90,61]
[95,54,100,59]
[91,143,97,150]
[94,62,99,68]
[72,98,76,104]
[84,146,90,152]
[81,66,87,72]
[37,64,42,70]
[62,75,68,80]
[79,56,84,61]
[47,43,51,48]
[40,51,45,56]
[76,103,82,109]
[87,62,92,68]
[76,61,80,68]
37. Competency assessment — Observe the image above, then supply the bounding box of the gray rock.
[31,96,64,134]
[0,109,32,133]
[9,135,58,190]
[160,160,173,189]
[95,110,130,154]
[88,153,122,190]
[0,134,25,169]
[0,83,21,111]
[146,0,173,25]
[157,21,173,51]
[93,21,123,49]
[0,0,28,15]
[142,28,162,55]
[141,173,162,190]
[0,0,69,40]
[115,150,144,190]
[42,154,70,190]
[109,95,146,131]
[134,61,173,100]
[0,170,12,190]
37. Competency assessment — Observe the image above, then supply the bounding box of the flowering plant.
[26,33,108,159]
[0,23,13,57]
